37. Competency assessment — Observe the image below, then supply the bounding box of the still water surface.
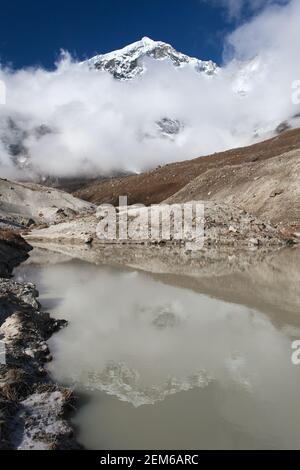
[15,251,300,450]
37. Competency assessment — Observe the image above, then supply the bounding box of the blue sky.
[0,0,275,69]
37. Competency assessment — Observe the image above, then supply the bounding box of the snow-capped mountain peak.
[84,37,219,80]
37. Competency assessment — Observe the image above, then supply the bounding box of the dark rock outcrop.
[0,230,32,278]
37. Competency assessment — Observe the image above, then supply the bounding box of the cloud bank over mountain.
[0,0,299,179]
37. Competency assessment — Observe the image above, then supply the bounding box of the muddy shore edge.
[0,230,80,450]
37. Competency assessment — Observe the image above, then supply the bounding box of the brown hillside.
[74,128,300,208]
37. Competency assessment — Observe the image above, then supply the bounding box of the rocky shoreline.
[25,200,298,249]
[0,230,80,450]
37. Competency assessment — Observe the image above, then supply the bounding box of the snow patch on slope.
[84,37,219,80]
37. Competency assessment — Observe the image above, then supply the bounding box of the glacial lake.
[15,247,300,450]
